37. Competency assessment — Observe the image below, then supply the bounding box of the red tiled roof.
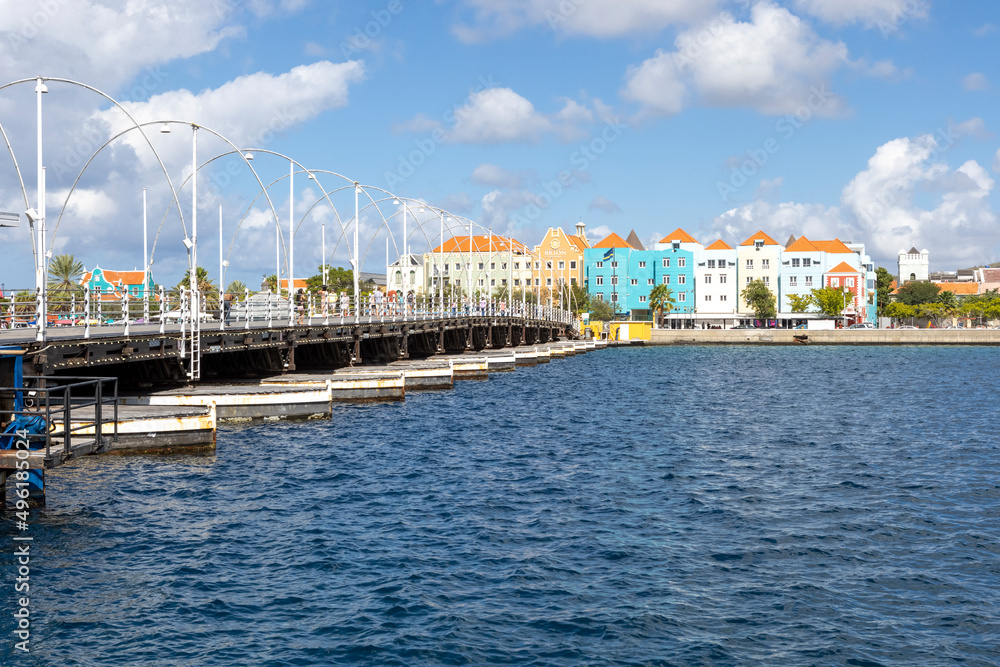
[431,235,529,254]
[933,281,980,296]
[827,261,860,274]
[739,230,780,246]
[813,239,854,254]
[659,228,699,244]
[785,236,820,252]
[704,239,733,250]
[592,232,637,249]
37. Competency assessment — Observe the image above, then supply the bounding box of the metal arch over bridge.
[0,76,579,381]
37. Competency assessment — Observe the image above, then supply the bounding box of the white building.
[898,247,929,283]
[386,254,424,295]
[694,239,738,326]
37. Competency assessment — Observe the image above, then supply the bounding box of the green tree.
[226,281,248,297]
[305,266,353,294]
[741,279,776,320]
[47,254,85,312]
[588,298,615,321]
[811,286,850,318]
[568,284,590,316]
[786,293,813,313]
[896,280,940,305]
[885,301,916,324]
[648,284,676,327]
[875,266,895,316]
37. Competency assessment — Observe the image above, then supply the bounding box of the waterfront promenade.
[648,328,1000,345]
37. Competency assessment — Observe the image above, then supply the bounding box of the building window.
[490,262,496,270]
[663,258,670,268]
[638,261,646,268]
[746,276,752,285]
[805,276,813,287]
[789,276,797,286]
[746,259,753,269]
[763,276,770,287]
[631,278,638,286]
[663,276,670,285]
[762,259,770,269]
[705,295,712,302]
[847,278,854,287]
[639,296,647,303]
[720,295,727,302]
[478,262,484,271]
[478,279,485,287]
[546,278,552,286]
[678,293,686,302]
[704,275,712,284]
[535,278,540,286]
[611,293,618,303]
[501,279,507,286]
[802,258,811,268]
[570,261,577,270]
[502,263,507,270]
[491,279,496,286]
[611,261,618,268]
[596,276,604,286]
[831,277,839,287]
[719,274,727,284]
[648,279,654,285]
[596,261,604,269]
[792,258,800,268]
[546,261,553,270]
[535,262,541,270]
[678,258,686,268]
[514,262,520,270]
[514,279,521,286]
[571,278,577,285]
[611,276,618,285]
[595,293,604,301]
[678,275,686,285]
[558,261,565,270]
[708,259,716,269]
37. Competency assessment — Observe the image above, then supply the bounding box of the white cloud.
[792,0,928,29]
[588,196,622,214]
[710,134,1000,268]
[993,149,1000,174]
[963,73,989,92]
[951,117,992,141]
[452,0,719,42]
[623,2,849,117]
[471,164,533,189]
[444,88,591,144]
[95,61,366,166]
[0,0,248,93]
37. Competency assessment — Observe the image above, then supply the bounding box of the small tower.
[897,246,929,283]
[575,220,587,244]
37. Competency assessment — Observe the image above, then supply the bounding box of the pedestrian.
[340,290,350,317]
[406,290,414,315]
[319,284,329,316]
[223,292,233,326]
[295,289,306,324]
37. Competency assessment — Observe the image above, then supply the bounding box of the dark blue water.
[3,346,1000,666]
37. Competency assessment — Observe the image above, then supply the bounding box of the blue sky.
[1,0,998,290]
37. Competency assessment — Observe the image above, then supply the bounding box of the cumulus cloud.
[451,0,719,42]
[792,0,928,29]
[622,2,850,117]
[963,73,989,92]
[94,61,366,167]
[709,134,1000,268]
[588,196,623,214]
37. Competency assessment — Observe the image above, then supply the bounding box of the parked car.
[848,322,876,329]
[897,325,918,329]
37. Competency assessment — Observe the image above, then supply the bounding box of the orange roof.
[279,278,309,290]
[659,228,699,244]
[431,235,529,254]
[704,239,733,251]
[933,281,979,295]
[784,236,820,252]
[827,261,860,274]
[739,230,780,246]
[82,269,147,286]
[592,232,637,249]
[813,239,854,254]
[566,234,589,251]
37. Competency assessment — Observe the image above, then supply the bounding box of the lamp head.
[35,79,48,94]
[182,237,194,250]
[243,152,254,161]
[159,123,171,134]
[24,208,39,223]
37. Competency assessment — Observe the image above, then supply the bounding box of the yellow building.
[532,223,590,301]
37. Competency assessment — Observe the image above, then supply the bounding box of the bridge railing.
[0,287,574,336]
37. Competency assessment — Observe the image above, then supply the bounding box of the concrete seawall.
[649,329,1000,346]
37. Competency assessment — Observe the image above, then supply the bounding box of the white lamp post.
[33,77,48,342]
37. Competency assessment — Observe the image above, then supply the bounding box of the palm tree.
[226,280,248,297]
[648,284,675,328]
[47,254,85,312]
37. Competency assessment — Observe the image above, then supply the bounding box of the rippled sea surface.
[3,346,1000,666]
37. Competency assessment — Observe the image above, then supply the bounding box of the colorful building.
[81,267,154,299]
[737,231,784,316]
[694,239,739,327]
[532,223,590,303]
[425,235,532,299]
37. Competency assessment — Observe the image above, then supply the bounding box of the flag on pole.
[602,248,614,261]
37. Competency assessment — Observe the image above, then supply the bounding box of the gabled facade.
[386,254,424,295]
[898,247,929,283]
[737,231,784,315]
[825,261,865,325]
[533,226,590,302]
[779,237,827,312]
[82,267,154,300]
[584,233,638,317]
[695,239,738,321]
